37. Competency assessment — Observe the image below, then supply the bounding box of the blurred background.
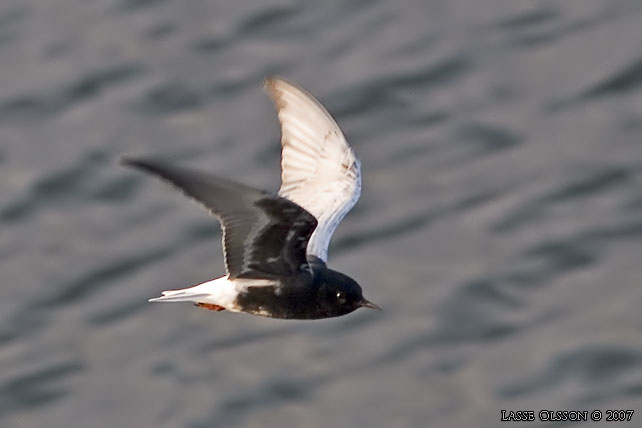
[1,0,642,427]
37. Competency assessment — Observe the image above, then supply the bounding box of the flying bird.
[122,77,379,319]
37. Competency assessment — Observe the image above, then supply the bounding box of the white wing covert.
[264,77,361,262]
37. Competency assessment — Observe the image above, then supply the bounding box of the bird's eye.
[336,291,346,303]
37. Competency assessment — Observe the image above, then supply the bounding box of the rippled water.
[1,1,642,427]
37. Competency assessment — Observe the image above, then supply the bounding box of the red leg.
[194,303,226,312]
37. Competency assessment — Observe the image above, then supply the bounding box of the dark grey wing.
[122,158,318,280]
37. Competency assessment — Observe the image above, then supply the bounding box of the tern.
[122,77,379,319]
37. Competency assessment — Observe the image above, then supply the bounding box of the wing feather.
[122,158,317,281]
[264,77,361,262]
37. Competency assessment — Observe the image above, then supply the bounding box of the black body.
[122,158,379,319]
[235,257,369,319]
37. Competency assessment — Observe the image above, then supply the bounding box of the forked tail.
[148,289,210,303]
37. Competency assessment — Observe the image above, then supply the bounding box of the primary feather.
[264,77,361,262]
[120,158,317,281]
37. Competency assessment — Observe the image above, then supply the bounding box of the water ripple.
[494,166,634,232]
[0,64,143,121]
[31,247,173,309]
[0,360,83,416]
[137,81,205,115]
[577,57,642,101]
[499,345,642,400]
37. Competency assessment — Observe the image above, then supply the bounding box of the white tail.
[148,275,238,309]
[148,289,211,303]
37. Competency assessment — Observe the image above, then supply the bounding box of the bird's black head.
[316,269,380,318]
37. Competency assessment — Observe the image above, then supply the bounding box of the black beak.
[360,299,382,311]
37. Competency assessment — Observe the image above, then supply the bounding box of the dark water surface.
[1,0,642,427]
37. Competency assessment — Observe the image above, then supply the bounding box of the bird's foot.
[194,303,226,311]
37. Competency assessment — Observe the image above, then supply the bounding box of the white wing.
[264,77,361,262]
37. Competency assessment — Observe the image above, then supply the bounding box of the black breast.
[234,263,360,320]
[234,275,320,319]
